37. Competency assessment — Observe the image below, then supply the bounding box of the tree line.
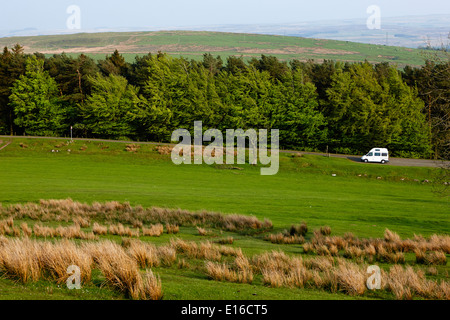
[0,44,448,159]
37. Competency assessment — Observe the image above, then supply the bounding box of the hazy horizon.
[1,0,449,32]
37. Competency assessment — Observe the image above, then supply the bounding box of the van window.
[382,153,387,157]
[375,153,380,157]
[375,149,380,151]
[368,152,373,156]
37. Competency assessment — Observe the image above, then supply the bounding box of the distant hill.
[185,15,450,49]
[0,30,439,67]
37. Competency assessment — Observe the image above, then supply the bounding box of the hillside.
[0,30,431,67]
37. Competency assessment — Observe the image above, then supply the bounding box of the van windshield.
[367,152,373,156]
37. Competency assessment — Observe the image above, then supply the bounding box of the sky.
[1,0,449,32]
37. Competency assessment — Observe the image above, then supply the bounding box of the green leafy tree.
[326,62,430,156]
[9,56,64,136]
[0,45,27,134]
[81,73,144,139]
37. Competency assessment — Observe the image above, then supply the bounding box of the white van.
[361,148,389,164]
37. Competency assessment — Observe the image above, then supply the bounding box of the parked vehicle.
[361,148,389,164]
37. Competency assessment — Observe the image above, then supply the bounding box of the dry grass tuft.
[320,226,332,236]
[215,237,234,245]
[165,224,179,234]
[289,222,308,236]
[157,245,177,266]
[302,242,315,254]
[334,259,366,296]
[73,216,90,228]
[109,223,139,237]
[384,229,401,243]
[92,223,108,236]
[265,233,304,244]
[424,251,447,265]
[386,264,449,300]
[142,269,163,300]
[234,255,253,284]
[2,199,271,233]
[0,238,42,282]
[205,254,253,284]
[20,222,32,237]
[89,240,145,300]
[142,224,164,237]
[205,261,238,282]
[196,227,209,236]
[127,240,160,268]
[33,223,56,238]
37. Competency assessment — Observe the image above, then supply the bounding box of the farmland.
[0,30,433,67]
[0,137,448,300]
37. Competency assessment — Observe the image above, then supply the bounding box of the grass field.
[0,30,436,67]
[0,137,448,300]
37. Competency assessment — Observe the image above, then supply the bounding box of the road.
[282,150,448,168]
[1,135,448,168]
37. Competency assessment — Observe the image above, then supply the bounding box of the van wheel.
[381,160,385,164]
[364,159,368,163]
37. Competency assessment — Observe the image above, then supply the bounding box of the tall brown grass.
[387,265,450,300]
[1,199,272,232]
[205,261,238,282]
[205,255,253,284]
[165,224,179,234]
[40,239,93,284]
[127,240,160,268]
[289,222,308,236]
[157,245,177,266]
[196,227,209,236]
[334,259,367,296]
[92,223,108,235]
[142,224,164,237]
[73,216,90,228]
[320,226,332,236]
[170,238,240,261]
[20,222,32,237]
[0,237,164,300]
[85,240,163,300]
[109,223,139,237]
[0,238,42,282]
[265,233,304,244]
[142,269,163,300]
[215,237,234,245]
